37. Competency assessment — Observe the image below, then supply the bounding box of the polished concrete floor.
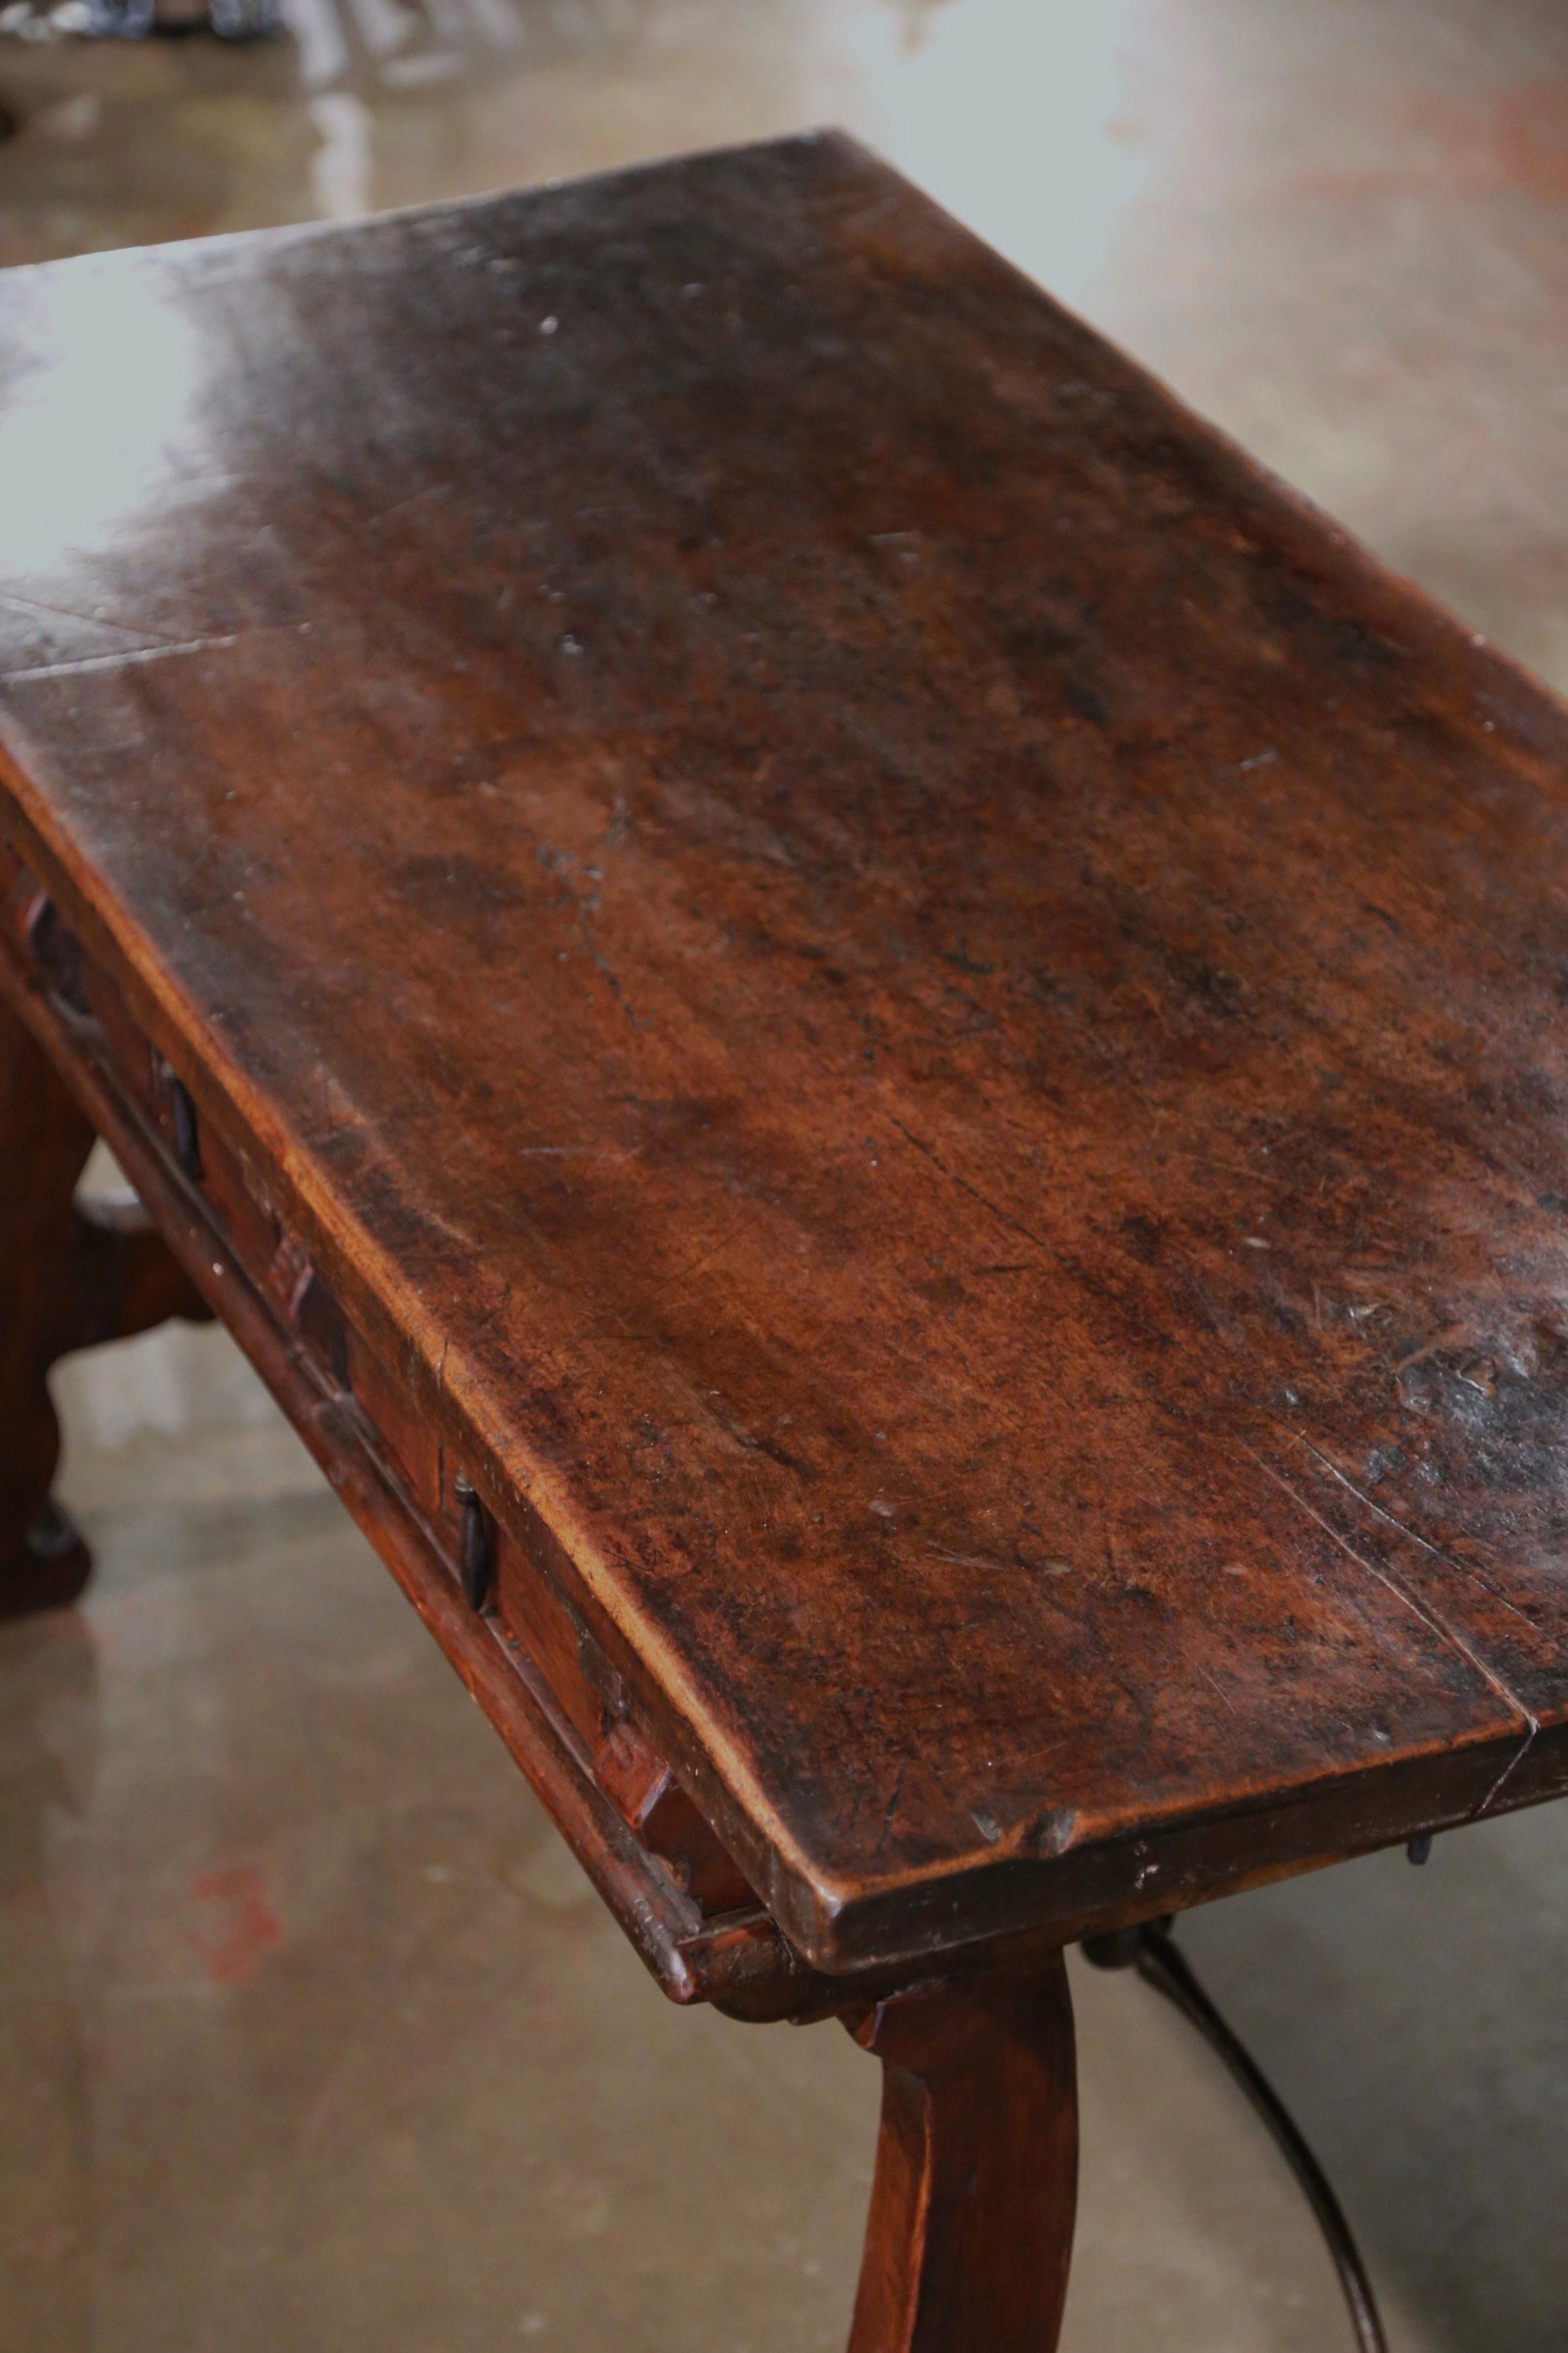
[5,1,1568,2346]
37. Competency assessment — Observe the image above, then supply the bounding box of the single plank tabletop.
[5,132,1568,1980]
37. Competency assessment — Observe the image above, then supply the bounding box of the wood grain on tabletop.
[3,132,1567,1971]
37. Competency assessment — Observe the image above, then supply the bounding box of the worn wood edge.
[793,1724,1556,1972]
[0,127,847,307]
[0,939,855,2019]
[0,764,832,1956]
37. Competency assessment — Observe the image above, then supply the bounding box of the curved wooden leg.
[1,997,97,1617]
[1,990,210,1619]
[842,1948,1078,2353]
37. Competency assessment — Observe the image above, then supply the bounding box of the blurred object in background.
[0,0,276,42]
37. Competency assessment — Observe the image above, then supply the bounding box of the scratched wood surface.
[4,134,1568,1973]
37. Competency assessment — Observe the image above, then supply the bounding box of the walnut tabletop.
[4,133,1568,1998]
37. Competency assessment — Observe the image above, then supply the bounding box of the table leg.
[1,992,208,1619]
[841,1947,1078,2353]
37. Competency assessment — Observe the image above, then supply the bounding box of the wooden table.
[3,134,1566,2349]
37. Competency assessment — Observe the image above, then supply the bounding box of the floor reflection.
[0,1611,98,2352]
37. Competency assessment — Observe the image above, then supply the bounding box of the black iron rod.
[1130,1923,1388,2353]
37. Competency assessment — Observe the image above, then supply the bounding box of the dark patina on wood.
[5,136,1568,2001]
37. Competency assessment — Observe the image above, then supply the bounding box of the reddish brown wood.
[5,137,1568,1981]
[0,982,209,1617]
[844,1952,1078,2353]
[0,987,94,1613]
[0,927,834,2015]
